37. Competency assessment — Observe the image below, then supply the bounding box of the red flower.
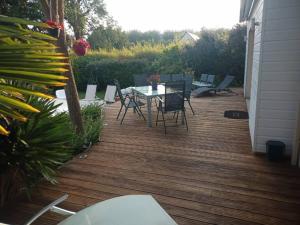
[73,38,90,56]
[45,20,64,30]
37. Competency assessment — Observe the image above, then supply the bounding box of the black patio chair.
[114,79,145,124]
[156,81,188,134]
[171,74,184,81]
[160,74,172,83]
[133,74,149,86]
[184,75,195,115]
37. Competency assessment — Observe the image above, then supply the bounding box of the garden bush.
[85,58,149,89]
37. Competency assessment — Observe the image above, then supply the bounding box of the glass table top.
[131,85,165,97]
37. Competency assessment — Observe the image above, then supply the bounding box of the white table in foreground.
[132,85,165,127]
[58,195,178,225]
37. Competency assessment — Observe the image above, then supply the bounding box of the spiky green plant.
[0,97,74,206]
[0,15,68,135]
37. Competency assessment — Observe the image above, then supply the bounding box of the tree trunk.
[41,0,84,133]
[57,0,84,133]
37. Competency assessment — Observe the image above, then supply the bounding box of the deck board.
[2,89,300,225]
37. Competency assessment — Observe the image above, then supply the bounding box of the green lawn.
[78,90,106,100]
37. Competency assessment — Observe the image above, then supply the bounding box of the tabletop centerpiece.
[148,74,160,90]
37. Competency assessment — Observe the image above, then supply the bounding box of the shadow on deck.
[2,88,300,225]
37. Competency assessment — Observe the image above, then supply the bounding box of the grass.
[78,90,106,100]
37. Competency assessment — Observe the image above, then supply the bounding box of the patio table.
[132,85,184,127]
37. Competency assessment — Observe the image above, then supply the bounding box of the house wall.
[245,0,264,148]
[254,0,300,153]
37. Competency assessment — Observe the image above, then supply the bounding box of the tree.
[88,25,129,50]
[64,0,108,39]
[184,28,230,78]
[0,0,43,21]
[40,0,84,133]
[227,24,246,85]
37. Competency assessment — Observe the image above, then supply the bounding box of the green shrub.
[0,97,74,206]
[85,58,149,89]
[72,102,104,154]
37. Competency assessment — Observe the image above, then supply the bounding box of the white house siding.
[246,0,264,148]
[255,0,300,153]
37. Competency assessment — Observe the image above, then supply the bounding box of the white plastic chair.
[83,84,98,101]
[104,85,117,103]
[24,195,178,225]
[55,89,66,99]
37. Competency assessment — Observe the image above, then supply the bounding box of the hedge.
[77,58,150,90]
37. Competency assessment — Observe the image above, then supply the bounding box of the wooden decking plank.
[2,89,300,225]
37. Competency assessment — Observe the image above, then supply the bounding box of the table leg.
[147,97,152,127]
[181,111,184,125]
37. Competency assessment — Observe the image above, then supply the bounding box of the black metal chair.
[133,74,149,86]
[171,74,184,81]
[160,74,172,83]
[156,81,188,134]
[184,75,195,115]
[114,79,145,124]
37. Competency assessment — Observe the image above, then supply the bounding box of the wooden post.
[41,0,84,133]
[57,0,84,134]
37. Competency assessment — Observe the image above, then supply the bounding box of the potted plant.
[45,20,64,38]
[73,38,90,56]
[148,74,160,90]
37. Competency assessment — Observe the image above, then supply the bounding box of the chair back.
[207,75,215,84]
[104,85,116,103]
[114,79,126,105]
[134,74,149,86]
[84,85,97,100]
[160,74,172,83]
[216,75,235,90]
[200,74,208,82]
[171,74,184,81]
[184,75,193,98]
[164,81,185,112]
[55,89,66,99]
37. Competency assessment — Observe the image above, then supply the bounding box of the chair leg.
[161,112,167,135]
[175,111,179,124]
[156,110,160,126]
[183,109,188,131]
[187,99,195,115]
[136,106,146,120]
[116,105,123,120]
[120,106,129,124]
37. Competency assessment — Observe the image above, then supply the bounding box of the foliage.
[184,26,246,83]
[72,103,103,153]
[0,16,68,135]
[0,0,43,21]
[0,97,74,206]
[127,30,182,44]
[65,0,109,39]
[85,59,148,89]
[88,25,129,50]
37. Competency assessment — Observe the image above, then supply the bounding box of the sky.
[105,0,241,32]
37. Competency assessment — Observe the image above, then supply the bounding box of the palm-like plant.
[0,15,68,135]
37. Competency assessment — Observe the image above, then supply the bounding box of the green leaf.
[0,95,40,112]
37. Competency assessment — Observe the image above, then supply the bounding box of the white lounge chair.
[55,89,66,99]
[104,85,117,103]
[82,84,98,101]
[24,194,178,225]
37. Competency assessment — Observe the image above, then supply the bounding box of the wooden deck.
[2,89,300,225]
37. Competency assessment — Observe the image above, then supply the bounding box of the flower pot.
[152,82,158,90]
